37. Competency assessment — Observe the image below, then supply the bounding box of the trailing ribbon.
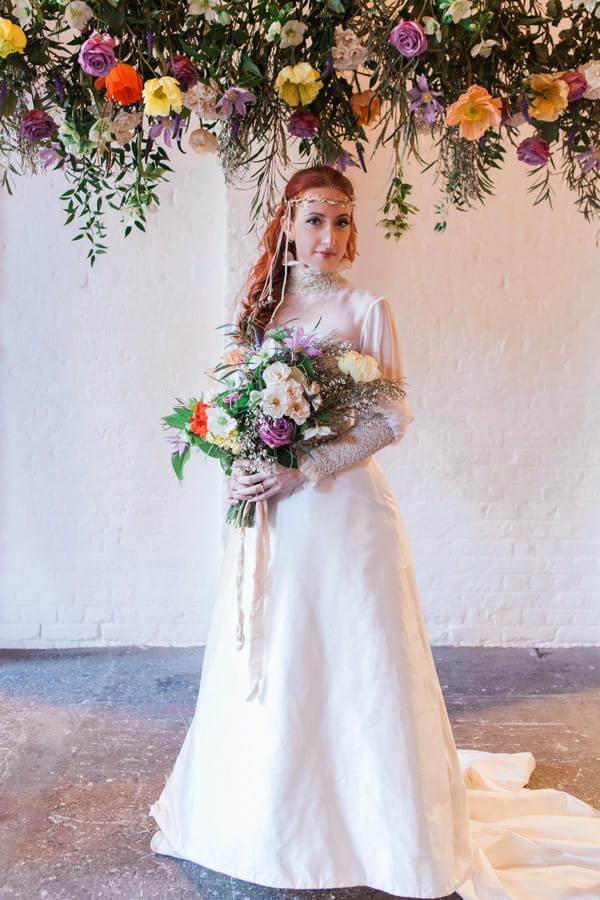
[235,500,271,702]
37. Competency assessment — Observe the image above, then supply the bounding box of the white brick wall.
[1,145,599,648]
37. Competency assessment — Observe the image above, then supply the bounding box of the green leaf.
[171,445,190,481]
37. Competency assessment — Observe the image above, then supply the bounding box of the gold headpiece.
[287,194,354,208]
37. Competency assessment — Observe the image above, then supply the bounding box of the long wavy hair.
[237,166,358,341]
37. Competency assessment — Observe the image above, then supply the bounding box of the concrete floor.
[0,646,598,900]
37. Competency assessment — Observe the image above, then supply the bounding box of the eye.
[305,216,322,225]
[336,217,351,228]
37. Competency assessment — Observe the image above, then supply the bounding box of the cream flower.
[110,109,142,145]
[422,17,442,42]
[12,0,33,26]
[206,407,237,439]
[262,383,290,418]
[188,0,219,22]
[263,361,291,385]
[189,127,218,153]
[280,19,306,49]
[266,21,281,43]
[446,0,473,24]
[142,76,183,116]
[331,25,368,71]
[471,39,499,58]
[580,60,600,99]
[338,350,381,383]
[64,0,93,31]
[285,384,311,424]
[303,424,333,440]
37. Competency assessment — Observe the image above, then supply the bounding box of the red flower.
[189,401,209,436]
[95,63,143,105]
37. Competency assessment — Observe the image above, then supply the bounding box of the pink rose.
[389,21,428,58]
[516,136,551,166]
[78,32,117,77]
[560,71,587,103]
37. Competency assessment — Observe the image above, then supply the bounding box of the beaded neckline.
[285,263,348,296]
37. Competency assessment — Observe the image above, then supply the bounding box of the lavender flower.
[165,432,190,455]
[283,326,321,358]
[329,150,357,173]
[38,143,61,169]
[407,75,444,125]
[54,77,66,103]
[20,110,58,141]
[258,415,294,449]
[78,32,117,78]
[148,115,184,146]
[216,87,256,118]
[288,108,320,138]
[576,145,600,174]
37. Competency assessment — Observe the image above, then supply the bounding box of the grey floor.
[0,646,598,900]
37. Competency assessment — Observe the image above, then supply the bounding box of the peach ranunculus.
[189,401,210,436]
[445,84,502,140]
[350,90,381,127]
[526,73,569,122]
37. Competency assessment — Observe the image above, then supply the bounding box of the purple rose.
[258,415,294,449]
[516,136,551,166]
[169,54,199,92]
[78,32,117,77]
[288,108,321,138]
[561,71,587,103]
[389,21,428,58]
[20,110,58,141]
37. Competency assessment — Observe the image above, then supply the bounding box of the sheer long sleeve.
[298,296,414,485]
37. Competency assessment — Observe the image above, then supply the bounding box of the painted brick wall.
[1,146,598,648]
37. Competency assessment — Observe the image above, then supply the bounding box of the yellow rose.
[338,350,381,383]
[142,76,183,116]
[275,62,323,107]
[526,73,569,123]
[0,17,27,58]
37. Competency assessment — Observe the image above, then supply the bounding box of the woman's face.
[288,187,353,273]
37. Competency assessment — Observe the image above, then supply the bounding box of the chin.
[310,255,341,272]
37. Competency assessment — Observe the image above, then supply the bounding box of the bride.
[150,165,600,899]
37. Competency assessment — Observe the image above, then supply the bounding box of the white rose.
[580,60,600,99]
[338,350,381,383]
[64,0,93,31]
[262,383,290,419]
[206,407,237,438]
[286,395,311,425]
[189,128,219,154]
[263,361,291,385]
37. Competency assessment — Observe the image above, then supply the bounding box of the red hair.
[237,166,358,340]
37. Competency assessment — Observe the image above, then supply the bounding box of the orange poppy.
[189,401,209,437]
[96,63,143,106]
[350,90,381,127]
[445,84,502,141]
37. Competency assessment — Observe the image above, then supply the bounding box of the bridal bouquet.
[163,323,405,527]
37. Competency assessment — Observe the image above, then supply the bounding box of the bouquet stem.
[226,499,256,528]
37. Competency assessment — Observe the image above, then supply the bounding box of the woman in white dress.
[151,166,600,899]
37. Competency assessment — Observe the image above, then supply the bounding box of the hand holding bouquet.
[163,323,404,526]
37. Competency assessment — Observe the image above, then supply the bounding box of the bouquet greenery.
[1,0,599,262]
[162,322,405,526]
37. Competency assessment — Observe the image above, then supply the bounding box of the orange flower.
[445,84,502,140]
[189,401,209,437]
[350,90,381,127]
[526,73,569,123]
[95,63,143,105]
[222,347,245,366]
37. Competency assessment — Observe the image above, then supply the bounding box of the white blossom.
[445,1,473,24]
[188,0,219,23]
[580,60,600,99]
[470,39,499,58]
[89,118,113,152]
[279,20,307,50]
[263,362,292,385]
[12,0,33,26]
[422,17,442,42]
[571,0,600,14]
[303,425,333,440]
[64,0,93,31]
[206,407,237,439]
[266,21,281,43]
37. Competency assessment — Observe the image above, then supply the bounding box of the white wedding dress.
[150,279,600,899]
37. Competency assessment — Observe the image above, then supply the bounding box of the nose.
[320,222,335,247]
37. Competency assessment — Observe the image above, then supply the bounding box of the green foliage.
[0,0,598,258]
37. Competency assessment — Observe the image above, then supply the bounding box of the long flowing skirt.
[150,458,600,899]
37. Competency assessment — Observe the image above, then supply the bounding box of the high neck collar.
[284,262,348,296]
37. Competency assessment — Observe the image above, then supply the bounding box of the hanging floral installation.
[0,0,599,261]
